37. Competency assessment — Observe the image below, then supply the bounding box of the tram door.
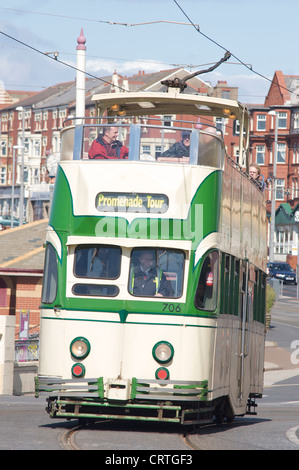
[238,259,253,402]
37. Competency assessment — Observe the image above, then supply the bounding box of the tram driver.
[88,126,129,160]
[129,250,173,297]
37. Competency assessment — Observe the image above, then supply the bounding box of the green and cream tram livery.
[36,91,267,425]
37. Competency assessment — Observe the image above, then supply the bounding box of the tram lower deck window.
[72,284,119,297]
[42,243,58,304]
[195,250,219,311]
[74,244,121,279]
[129,247,184,298]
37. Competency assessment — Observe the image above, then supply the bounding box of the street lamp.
[16,106,25,226]
[268,110,278,263]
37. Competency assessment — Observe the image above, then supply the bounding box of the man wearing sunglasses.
[161,131,191,158]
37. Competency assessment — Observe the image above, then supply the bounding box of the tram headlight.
[70,337,90,360]
[152,341,174,364]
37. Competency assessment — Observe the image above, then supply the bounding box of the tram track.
[58,421,208,451]
[59,425,82,450]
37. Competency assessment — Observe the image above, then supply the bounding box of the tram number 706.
[162,303,181,313]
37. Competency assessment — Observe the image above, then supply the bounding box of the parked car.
[267,262,297,285]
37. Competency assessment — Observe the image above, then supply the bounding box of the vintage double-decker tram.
[35,87,267,425]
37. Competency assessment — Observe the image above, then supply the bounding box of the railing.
[15,340,39,362]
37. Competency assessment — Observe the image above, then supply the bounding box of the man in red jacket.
[88,126,129,159]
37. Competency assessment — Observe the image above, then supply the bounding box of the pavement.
[264,296,299,372]
[264,341,298,371]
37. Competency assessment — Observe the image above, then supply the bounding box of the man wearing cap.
[161,131,191,158]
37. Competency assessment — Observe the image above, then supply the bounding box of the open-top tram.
[35,88,267,425]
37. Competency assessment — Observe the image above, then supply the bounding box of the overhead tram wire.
[2,4,295,99]
[0,29,128,93]
[0,30,239,133]
[173,0,299,101]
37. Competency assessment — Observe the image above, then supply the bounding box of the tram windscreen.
[74,245,121,279]
[129,248,184,298]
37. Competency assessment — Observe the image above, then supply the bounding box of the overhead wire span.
[0,29,128,93]
[173,0,299,100]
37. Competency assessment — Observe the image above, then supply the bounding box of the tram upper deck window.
[82,124,130,160]
[141,126,224,168]
[74,120,224,167]
[129,247,184,299]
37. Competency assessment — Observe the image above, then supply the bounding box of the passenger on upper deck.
[88,126,129,160]
[161,131,191,158]
[249,163,266,192]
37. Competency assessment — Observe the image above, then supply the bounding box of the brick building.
[248,71,299,266]
[0,219,47,336]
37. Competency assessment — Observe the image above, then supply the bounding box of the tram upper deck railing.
[60,117,226,169]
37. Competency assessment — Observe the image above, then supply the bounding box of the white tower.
[76,28,86,120]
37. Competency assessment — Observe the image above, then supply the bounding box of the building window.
[52,110,58,129]
[277,143,286,163]
[215,117,225,133]
[233,120,240,135]
[19,137,30,155]
[58,109,66,128]
[34,112,42,131]
[278,112,287,129]
[142,145,151,154]
[256,145,265,165]
[163,115,172,127]
[294,112,299,129]
[291,178,298,199]
[24,166,29,183]
[276,179,285,200]
[0,140,7,157]
[155,145,162,158]
[32,139,41,157]
[0,167,6,184]
[43,111,48,130]
[257,114,266,131]
[33,168,39,184]
[52,134,60,153]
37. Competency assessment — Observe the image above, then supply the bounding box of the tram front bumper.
[35,375,210,424]
[35,375,208,402]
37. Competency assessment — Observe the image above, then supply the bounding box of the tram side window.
[195,250,219,311]
[42,244,58,304]
[129,248,184,299]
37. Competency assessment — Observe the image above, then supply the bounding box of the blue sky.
[0,0,299,103]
